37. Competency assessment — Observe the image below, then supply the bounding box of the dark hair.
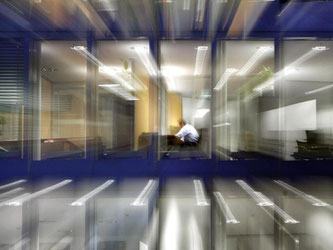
[178,119,186,125]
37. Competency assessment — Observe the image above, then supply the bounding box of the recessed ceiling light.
[312,46,329,51]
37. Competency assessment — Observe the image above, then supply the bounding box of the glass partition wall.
[159,41,212,160]
[29,38,333,161]
[96,41,158,159]
[33,41,87,160]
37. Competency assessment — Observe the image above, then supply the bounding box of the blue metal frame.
[0,1,333,181]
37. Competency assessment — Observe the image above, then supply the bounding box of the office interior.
[0,0,333,250]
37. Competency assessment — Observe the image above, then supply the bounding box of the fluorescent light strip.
[214,68,238,91]
[236,180,300,224]
[131,179,156,206]
[132,46,157,76]
[214,192,239,224]
[99,67,135,91]
[193,180,209,206]
[312,46,329,51]
[6,180,72,206]
[194,46,208,76]
[71,46,104,67]
[99,84,138,101]
[0,187,24,198]
[70,180,114,206]
[0,179,26,190]
[235,180,273,206]
[0,193,30,207]
[237,47,272,76]
[274,180,330,207]
[305,84,333,95]
[194,109,210,118]
[213,122,231,127]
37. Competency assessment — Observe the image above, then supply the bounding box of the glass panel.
[0,39,25,159]
[96,41,158,159]
[281,40,333,160]
[38,41,87,160]
[214,40,276,160]
[0,187,23,249]
[159,41,211,159]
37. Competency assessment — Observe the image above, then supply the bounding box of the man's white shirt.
[175,124,199,143]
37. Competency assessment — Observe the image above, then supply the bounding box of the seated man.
[175,119,199,146]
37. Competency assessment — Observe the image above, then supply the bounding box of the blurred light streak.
[131,179,156,206]
[70,180,114,206]
[214,192,240,224]
[236,180,274,206]
[305,84,333,95]
[71,46,104,67]
[189,214,203,250]
[71,46,136,91]
[141,209,159,250]
[195,0,206,24]
[0,193,30,207]
[6,180,72,206]
[253,48,327,92]
[132,46,158,76]
[194,46,208,76]
[8,238,30,250]
[99,84,138,101]
[194,109,210,119]
[0,187,24,198]
[214,68,238,90]
[0,2,31,30]
[237,47,272,76]
[213,122,231,127]
[50,236,72,250]
[183,0,191,10]
[140,241,149,250]
[73,0,115,37]
[161,200,179,250]
[236,180,300,223]
[274,180,330,207]
[193,180,209,206]
[0,179,26,190]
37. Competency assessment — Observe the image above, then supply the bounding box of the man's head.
[178,119,186,128]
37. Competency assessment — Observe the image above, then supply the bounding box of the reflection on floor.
[0,177,332,250]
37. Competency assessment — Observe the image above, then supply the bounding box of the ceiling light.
[194,109,210,118]
[0,179,26,190]
[214,68,238,91]
[214,192,239,224]
[236,180,300,224]
[0,193,30,207]
[6,180,72,206]
[274,180,330,207]
[99,84,138,101]
[237,46,272,76]
[194,46,208,76]
[312,46,329,51]
[161,67,185,92]
[193,180,209,206]
[131,46,157,76]
[131,179,156,206]
[284,67,298,74]
[213,122,231,127]
[305,84,333,95]
[70,45,87,51]
[99,66,122,75]
[70,180,114,206]
[0,187,24,198]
